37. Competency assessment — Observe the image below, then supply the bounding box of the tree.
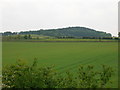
[3,32,12,36]
[28,34,32,39]
[118,32,120,37]
[17,35,21,39]
[24,35,28,39]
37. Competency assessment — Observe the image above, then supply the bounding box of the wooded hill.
[2,27,112,37]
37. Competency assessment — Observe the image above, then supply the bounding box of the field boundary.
[2,40,119,43]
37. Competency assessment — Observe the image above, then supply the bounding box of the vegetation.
[2,34,119,42]
[2,27,111,37]
[3,42,118,87]
[1,27,118,88]
[118,32,120,37]
[2,59,114,88]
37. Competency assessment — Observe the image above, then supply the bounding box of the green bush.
[2,59,114,88]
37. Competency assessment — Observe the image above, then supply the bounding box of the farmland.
[2,41,118,87]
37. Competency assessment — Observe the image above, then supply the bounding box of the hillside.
[3,27,112,37]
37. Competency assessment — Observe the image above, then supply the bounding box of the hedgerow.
[2,59,114,88]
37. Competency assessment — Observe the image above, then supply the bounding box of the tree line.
[2,34,119,41]
[1,27,112,37]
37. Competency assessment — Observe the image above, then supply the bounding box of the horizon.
[0,0,118,36]
[0,26,114,35]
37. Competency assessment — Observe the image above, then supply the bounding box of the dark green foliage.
[28,34,32,39]
[23,35,32,39]
[19,27,111,37]
[2,27,112,37]
[24,35,28,39]
[2,60,114,88]
[2,32,14,36]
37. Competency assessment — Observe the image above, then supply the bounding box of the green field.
[2,41,118,87]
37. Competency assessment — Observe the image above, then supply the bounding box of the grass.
[2,41,118,87]
[3,38,117,42]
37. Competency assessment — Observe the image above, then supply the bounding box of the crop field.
[2,41,118,87]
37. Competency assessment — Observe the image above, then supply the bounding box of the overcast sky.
[0,0,119,36]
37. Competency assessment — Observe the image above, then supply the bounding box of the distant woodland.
[2,27,112,38]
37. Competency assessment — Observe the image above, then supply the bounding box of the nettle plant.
[2,59,114,88]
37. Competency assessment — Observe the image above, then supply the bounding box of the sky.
[0,0,119,36]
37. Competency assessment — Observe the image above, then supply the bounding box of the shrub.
[2,59,114,88]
